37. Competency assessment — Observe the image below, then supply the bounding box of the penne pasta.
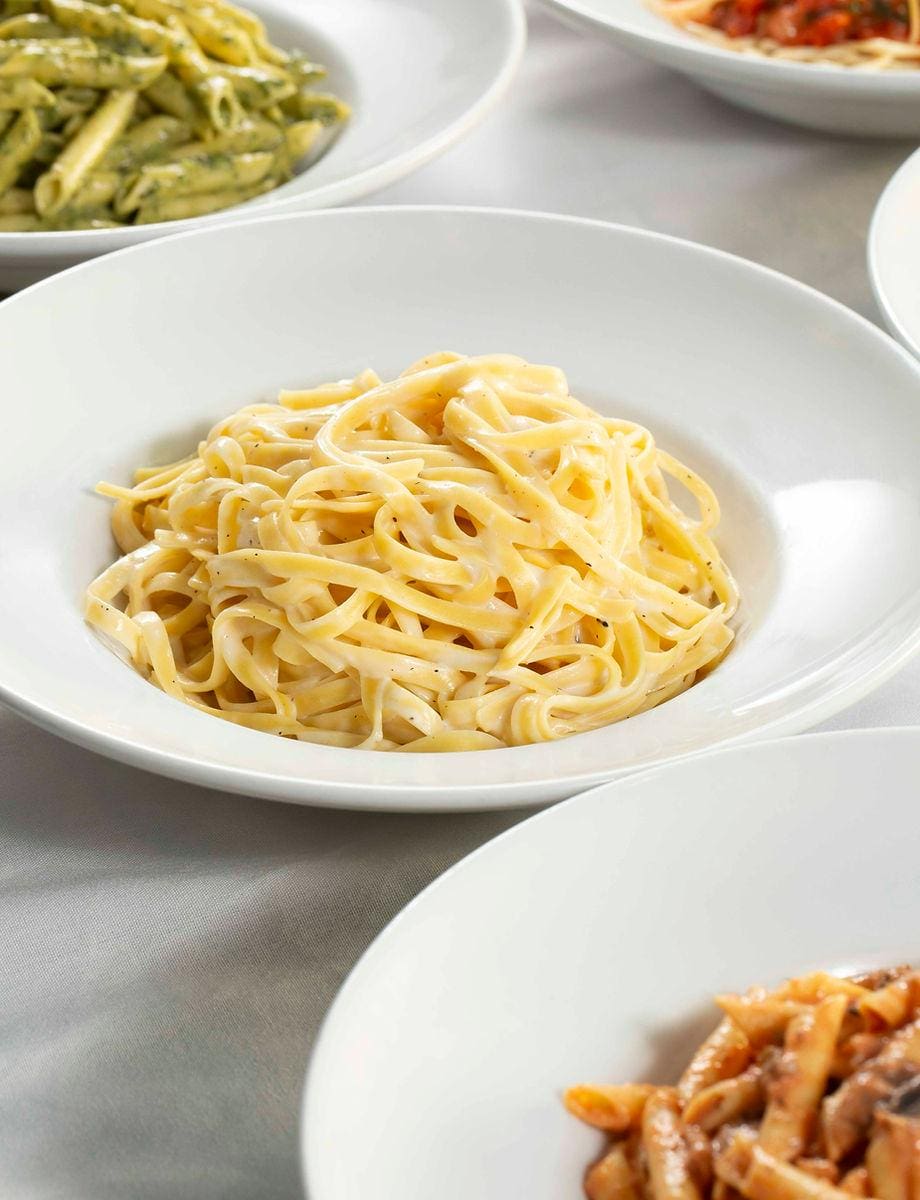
[584,1141,644,1200]
[738,1144,855,1200]
[0,0,345,228]
[35,85,134,214]
[0,74,53,106]
[45,0,171,52]
[0,13,65,38]
[65,165,118,207]
[285,89,350,125]
[757,995,848,1161]
[569,966,920,1200]
[0,182,32,210]
[0,104,40,193]
[0,46,168,89]
[164,114,281,158]
[678,1018,752,1104]
[564,1084,656,1132]
[839,1167,870,1196]
[283,116,320,161]
[866,1112,920,1200]
[102,112,190,168]
[857,972,920,1032]
[0,209,40,227]
[642,1088,703,1200]
[1,0,44,14]
[131,0,256,65]
[142,66,199,123]
[116,144,271,212]
[161,14,241,130]
[132,171,271,220]
[683,1068,764,1131]
[217,61,294,108]
[715,995,806,1047]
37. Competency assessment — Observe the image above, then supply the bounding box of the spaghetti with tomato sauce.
[658,0,920,66]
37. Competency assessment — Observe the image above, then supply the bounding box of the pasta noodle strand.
[85,354,738,752]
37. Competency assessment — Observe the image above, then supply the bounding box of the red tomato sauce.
[705,0,911,45]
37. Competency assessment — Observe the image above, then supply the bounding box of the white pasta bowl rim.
[3,204,920,810]
[300,725,920,1198]
[539,0,920,91]
[868,146,920,358]
[0,0,526,246]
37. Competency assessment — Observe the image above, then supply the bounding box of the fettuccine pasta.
[85,353,738,752]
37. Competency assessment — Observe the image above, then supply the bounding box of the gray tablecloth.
[3,7,920,1198]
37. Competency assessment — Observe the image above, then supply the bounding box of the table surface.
[4,7,920,1198]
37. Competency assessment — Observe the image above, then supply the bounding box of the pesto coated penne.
[0,183,33,211]
[161,14,241,130]
[283,117,320,161]
[33,127,63,160]
[65,165,118,207]
[134,171,271,221]
[217,62,293,109]
[142,65,197,121]
[130,0,256,65]
[0,104,40,193]
[52,85,99,117]
[49,204,120,227]
[116,144,271,211]
[0,75,54,106]
[197,0,285,63]
[1,0,43,17]
[0,36,95,58]
[0,13,65,38]
[59,108,84,136]
[164,114,280,158]
[45,0,172,54]
[102,111,189,168]
[35,85,135,214]
[286,91,350,126]
[0,46,168,89]
[0,210,41,227]
[0,0,347,230]
[288,55,327,84]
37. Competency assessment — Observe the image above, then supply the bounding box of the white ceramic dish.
[541,0,920,136]
[869,146,920,358]
[3,206,920,812]
[0,0,525,291]
[302,726,920,1198]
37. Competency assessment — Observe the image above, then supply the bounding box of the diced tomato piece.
[706,0,911,45]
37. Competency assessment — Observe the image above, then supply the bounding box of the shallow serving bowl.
[2,206,920,811]
[869,146,920,357]
[302,726,920,1197]
[541,0,920,136]
[0,0,525,291]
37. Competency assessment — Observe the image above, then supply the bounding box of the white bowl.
[541,0,920,136]
[0,0,525,291]
[302,726,920,1199]
[869,146,920,357]
[2,206,920,812]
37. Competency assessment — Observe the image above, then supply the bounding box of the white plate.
[2,206,920,811]
[541,0,920,136]
[0,0,525,291]
[302,726,920,1198]
[869,146,920,358]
